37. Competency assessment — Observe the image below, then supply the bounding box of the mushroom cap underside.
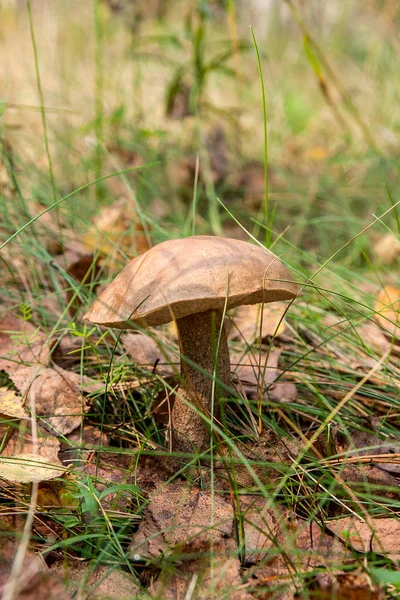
[84,235,299,328]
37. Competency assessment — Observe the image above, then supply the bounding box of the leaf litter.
[2,280,400,597]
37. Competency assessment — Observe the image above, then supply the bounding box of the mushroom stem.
[172,309,232,453]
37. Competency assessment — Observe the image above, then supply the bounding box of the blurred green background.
[1,0,399,274]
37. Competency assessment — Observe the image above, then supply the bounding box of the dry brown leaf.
[327,516,400,559]
[0,314,50,375]
[356,322,391,355]
[50,334,85,369]
[0,417,63,485]
[228,303,288,342]
[374,232,400,264]
[122,332,177,375]
[130,482,233,559]
[7,366,87,436]
[0,453,65,483]
[336,426,400,477]
[233,348,282,388]
[375,286,400,338]
[305,145,328,161]
[84,198,151,258]
[2,424,60,461]
[232,348,297,404]
[241,498,280,563]
[148,539,253,600]
[245,517,351,599]
[340,465,400,499]
[0,537,48,597]
[0,388,29,419]
[12,572,71,600]
[308,569,385,600]
[50,561,139,599]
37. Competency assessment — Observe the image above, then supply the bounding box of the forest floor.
[1,1,400,599]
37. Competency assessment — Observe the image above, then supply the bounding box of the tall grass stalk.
[26,0,60,235]
[94,0,105,197]
[250,26,270,248]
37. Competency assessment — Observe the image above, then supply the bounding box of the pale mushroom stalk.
[173,309,231,453]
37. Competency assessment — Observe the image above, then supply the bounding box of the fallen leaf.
[305,145,328,161]
[7,366,87,435]
[2,424,60,461]
[240,498,280,563]
[50,560,139,599]
[148,539,252,600]
[122,332,177,375]
[375,286,400,338]
[232,348,297,404]
[0,453,65,483]
[12,572,71,600]
[130,481,233,559]
[374,232,400,265]
[0,537,47,595]
[327,516,400,559]
[356,322,391,355]
[0,388,29,419]
[233,348,282,388]
[84,198,151,258]
[336,426,400,477]
[0,314,50,375]
[228,303,288,342]
[308,569,385,600]
[245,516,351,599]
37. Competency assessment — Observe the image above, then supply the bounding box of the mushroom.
[83,236,298,453]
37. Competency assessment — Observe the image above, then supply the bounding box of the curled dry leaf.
[61,243,101,315]
[327,516,400,560]
[0,453,65,483]
[122,332,177,376]
[0,387,29,419]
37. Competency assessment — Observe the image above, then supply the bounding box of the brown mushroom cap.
[83,235,298,328]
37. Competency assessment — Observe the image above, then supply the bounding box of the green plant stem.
[250,26,270,248]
